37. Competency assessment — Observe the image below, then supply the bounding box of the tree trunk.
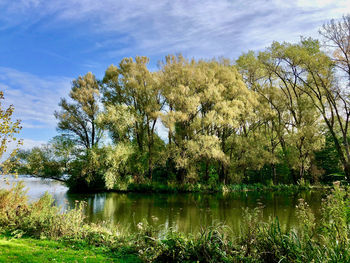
[148,142,153,180]
[219,163,227,184]
[272,163,277,185]
[343,162,350,182]
[205,161,209,182]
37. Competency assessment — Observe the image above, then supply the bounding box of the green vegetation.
[0,236,138,263]
[13,15,350,193]
[1,9,349,263]
[0,91,22,176]
[112,181,314,193]
[0,182,349,262]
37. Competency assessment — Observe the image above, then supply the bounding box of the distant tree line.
[17,16,350,191]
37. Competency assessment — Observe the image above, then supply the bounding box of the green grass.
[1,183,348,262]
[0,236,140,263]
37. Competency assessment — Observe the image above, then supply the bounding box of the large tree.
[100,57,164,180]
[55,72,102,149]
[317,15,350,179]
[238,35,350,181]
[159,55,258,183]
[52,73,105,190]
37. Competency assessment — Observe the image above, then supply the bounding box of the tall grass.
[0,182,349,262]
[0,182,124,248]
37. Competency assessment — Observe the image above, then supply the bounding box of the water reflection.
[1,176,68,207]
[1,176,326,234]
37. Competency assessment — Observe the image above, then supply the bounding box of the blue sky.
[0,0,349,150]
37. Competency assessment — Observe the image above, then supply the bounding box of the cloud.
[0,0,347,155]
[20,138,47,150]
[0,0,349,59]
[1,138,47,161]
[0,67,71,129]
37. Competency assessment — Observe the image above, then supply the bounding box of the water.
[1,176,326,234]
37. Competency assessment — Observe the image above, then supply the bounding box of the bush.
[0,183,85,239]
[0,182,29,230]
[1,182,350,262]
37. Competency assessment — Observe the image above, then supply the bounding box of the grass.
[0,235,140,263]
[1,182,349,262]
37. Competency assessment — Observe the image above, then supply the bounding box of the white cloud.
[0,0,349,148]
[0,67,71,129]
[0,0,349,59]
[20,138,47,150]
[1,138,47,162]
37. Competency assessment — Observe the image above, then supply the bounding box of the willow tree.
[159,55,257,183]
[0,91,22,176]
[16,135,76,183]
[290,37,350,179]
[55,72,102,149]
[100,57,164,180]
[316,15,350,179]
[263,41,323,182]
[54,72,104,190]
[236,52,283,183]
[320,15,350,83]
[238,39,326,183]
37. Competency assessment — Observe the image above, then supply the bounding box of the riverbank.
[3,175,332,194]
[0,183,349,262]
[71,181,328,194]
[111,182,330,194]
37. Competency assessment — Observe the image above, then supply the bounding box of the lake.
[0,176,327,234]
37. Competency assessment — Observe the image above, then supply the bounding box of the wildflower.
[137,222,143,230]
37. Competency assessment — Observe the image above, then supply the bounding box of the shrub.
[0,183,98,242]
[0,182,29,230]
[1,182,350,262]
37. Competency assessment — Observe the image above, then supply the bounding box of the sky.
[0,0,349,151]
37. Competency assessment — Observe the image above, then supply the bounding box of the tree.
[55,72,102,149]
[316,15,350,179]
[236,51,283,183]
[16,135,76,183]
[159,55,257,183]
[264,41,323,182]
[0,91,22,176]
[100,57,164,180]
[52,72,105,190]
[237,42,325,184]
[320,15,350,83]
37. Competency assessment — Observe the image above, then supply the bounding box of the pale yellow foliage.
[70,72,100,118]
[103,144,134,189]
[97,104,136,141]
[159,55,258,180]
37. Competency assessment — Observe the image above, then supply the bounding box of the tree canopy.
[17,15,350,191]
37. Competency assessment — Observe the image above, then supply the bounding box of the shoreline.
[67,182,330,194]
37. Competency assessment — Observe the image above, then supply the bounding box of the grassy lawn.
[0,236,139,263]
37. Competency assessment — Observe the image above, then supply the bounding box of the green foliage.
[0,91,22,177]
[14,16,350,191]
[1,184,350,262]
[55,72,102,149]
[315,132,343,176]
[0,182,28,228]
[66,147,106,192]
[0,183,128,249]
[0,183,84,239]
